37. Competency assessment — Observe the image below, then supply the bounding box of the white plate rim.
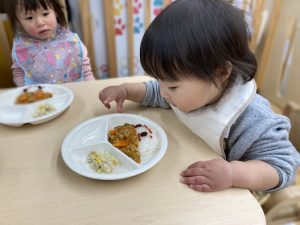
[0,84,74,126]
[61,114,168,180]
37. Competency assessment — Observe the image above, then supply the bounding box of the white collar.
[171,79,257,158]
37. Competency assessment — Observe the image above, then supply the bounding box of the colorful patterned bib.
[13,27,83,85]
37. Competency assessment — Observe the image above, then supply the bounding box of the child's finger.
[98,90,108,101]
[180,167,209,177]
[189,184,213,192]
[99,95,111,108]
[180,175,211,186]
[103,95,115,103]
[104,102,111,109]
[187,161,207,169]
[116,99,125,113]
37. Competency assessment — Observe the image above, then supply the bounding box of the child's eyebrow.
[22,11,33,16]
[18,7,32,14]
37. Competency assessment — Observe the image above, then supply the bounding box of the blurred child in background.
[5,0,95,86]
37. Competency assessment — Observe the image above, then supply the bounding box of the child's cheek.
[26,26,38,35]
[50,20,58,29]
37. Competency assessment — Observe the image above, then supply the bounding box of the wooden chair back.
[264,185,300,225]
[0,14,14,88]
[256,0,300,151]
[233,0,273,53]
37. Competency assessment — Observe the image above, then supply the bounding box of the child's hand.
[180,159,233,192]
[99,85,127,113]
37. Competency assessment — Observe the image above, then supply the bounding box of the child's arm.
[180,158,279,192]
[11,60,25,86]
[99,82,147,112]
[230,160,279,190]
[180,115,294,193]
[99,80,170,112]
[81,43,95,81]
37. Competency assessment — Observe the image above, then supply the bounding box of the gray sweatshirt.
[141,80,300,192]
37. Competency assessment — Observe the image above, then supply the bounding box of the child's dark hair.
[5,0,67,31]
[140,0,257,87]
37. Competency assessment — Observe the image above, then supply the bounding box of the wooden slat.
[143,0,151,75]
[103,0,117,77]
[127,0,134,76]
[79,0,97,78]
[0,15,14,87]
[0,1,5,13]
[241,0,248,12]
[2,19,13,48]
[277,17,297,97]
[163,0,171,7]
[264,185,300,225]
[144,0,151,28]
[283,101,300,151]
[250,0,266,52]
[255,0,283,91]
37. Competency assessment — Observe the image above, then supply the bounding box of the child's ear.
[216,61,232,83]
[223,61,232,82]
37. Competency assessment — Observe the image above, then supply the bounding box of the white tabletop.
[0,76,266,225]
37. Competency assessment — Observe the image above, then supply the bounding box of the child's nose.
[35,17,45,27]
[160,86,170,101]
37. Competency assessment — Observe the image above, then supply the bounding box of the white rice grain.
[136,125,160,164]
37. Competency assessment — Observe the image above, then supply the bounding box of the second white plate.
[0,84,74,126]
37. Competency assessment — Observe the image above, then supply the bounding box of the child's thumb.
[116,99,125,113]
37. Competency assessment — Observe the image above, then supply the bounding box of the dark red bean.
[140,132,147,137]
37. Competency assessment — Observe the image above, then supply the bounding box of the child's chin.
[36,32,54,40]
[33,35,49,40]
[181,106,199,113]
[173,105,190,113]
[171,103,196,112]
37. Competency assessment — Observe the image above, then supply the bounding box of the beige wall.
[261,0,300,109]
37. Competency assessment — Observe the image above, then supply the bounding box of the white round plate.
[61,114,168,180]
[0,84,73,127]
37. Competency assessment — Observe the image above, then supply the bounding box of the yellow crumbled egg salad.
[87,151,119,174]
[32,103,56,118]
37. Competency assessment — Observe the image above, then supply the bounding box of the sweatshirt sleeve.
[227,95,300,192]
[141,80,170,108]
[242,116,299,192]
[80,43,95,81]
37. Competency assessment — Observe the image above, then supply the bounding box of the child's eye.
[168,86,178,90]
[43,12,50,16]
[25,16,33,20]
